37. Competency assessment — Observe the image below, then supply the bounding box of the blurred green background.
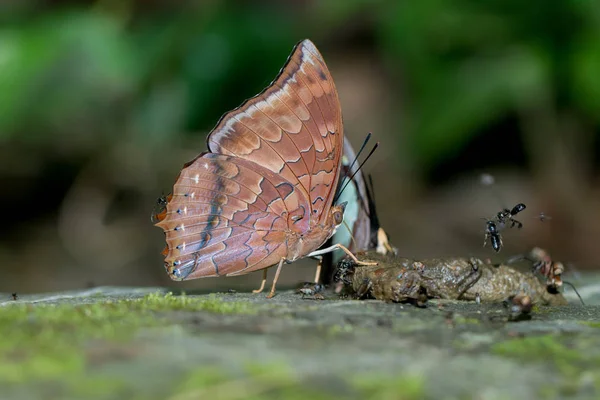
[2,0,600,293]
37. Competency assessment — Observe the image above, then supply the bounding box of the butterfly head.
[328,201,347,237]
[151,193,172,224]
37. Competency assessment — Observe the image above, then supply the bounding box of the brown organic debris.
[334,252,568,306]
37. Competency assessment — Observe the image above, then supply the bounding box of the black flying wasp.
[495,203,527,229]
[482,203,526,253]
[483,220,503,252]
[478,174,528,253]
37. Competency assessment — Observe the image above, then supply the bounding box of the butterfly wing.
[331,139,372,254]
[156,39,342,280]
[156,153,310,280]
[203,39,344,227]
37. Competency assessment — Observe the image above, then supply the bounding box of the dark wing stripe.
[227,242,284,276]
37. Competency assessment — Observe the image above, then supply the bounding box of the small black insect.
[483,220,503,252]
[297,282,325,299]
[496,203,526,229]
[333,259,356,287]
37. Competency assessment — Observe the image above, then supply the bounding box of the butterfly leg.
[266,257,286,299]
[313,255,323,283]
[252,269,268,294]
[307,244,378,266]
[335,244,378,266]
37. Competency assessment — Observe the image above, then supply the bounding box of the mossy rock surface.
[1,282,600,400]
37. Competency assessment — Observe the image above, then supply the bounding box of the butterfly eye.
[333,210,343,225]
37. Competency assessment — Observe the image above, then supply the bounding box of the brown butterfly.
[154,39,376,298]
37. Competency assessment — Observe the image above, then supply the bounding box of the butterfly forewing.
[206,39,343,226]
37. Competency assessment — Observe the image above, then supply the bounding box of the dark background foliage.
[2,0,599,293]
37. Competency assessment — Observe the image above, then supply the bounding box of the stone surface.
[1,277,600,400]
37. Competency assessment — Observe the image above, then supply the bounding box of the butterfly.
[317,138,397,284]
[153,39,376,298]
[332,138,396,258]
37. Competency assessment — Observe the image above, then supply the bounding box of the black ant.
[483,220,503,252]
[496,203,526,229]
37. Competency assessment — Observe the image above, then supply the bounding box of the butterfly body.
[154,39,373,294]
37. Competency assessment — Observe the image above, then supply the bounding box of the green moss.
[491,333,600,394]
[0,292,255,386]
[325,323,354,337]
[134,292,257,314]
[67,376,131,399]
[173,363,426,400]
[175,363,300,400]
[580,321,600,329]
[492,335,583,366]
[353,374,426,400]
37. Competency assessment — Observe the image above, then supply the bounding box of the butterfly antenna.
[343,132,372,180]
[563,281,585,306]
[334,142,380,203]
[336,132,373,194]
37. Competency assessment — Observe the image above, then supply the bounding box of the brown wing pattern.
[205,39,344,226]
[156,153,311,279]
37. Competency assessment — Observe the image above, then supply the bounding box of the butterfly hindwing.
[156,154,310,279]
